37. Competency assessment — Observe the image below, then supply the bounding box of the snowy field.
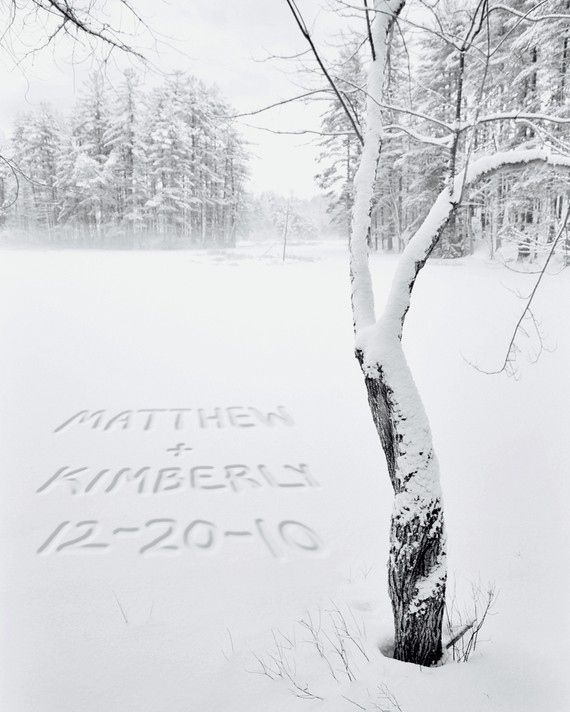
[0,242,568,712]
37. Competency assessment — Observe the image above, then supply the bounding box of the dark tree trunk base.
[358,352,447,667]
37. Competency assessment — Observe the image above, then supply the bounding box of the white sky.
[0,0,359,198]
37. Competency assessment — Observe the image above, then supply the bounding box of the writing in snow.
[54,407,294,433]
[37,463,319,495]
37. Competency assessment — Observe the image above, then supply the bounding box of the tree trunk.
[357,336,446,666]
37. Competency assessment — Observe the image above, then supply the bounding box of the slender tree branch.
[363,0,376,60]
[476,205,570,375]
[283,0,364,144]
[223,90,330,119]
[379,148,570,336]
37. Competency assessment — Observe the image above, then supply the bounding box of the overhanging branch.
[283,0,364,144]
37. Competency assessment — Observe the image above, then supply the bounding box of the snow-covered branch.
[489,4,570,24]
[333,76,455,133]
[349,0,406,334]
[358,147,570,361]
[461,112,570,130]
[383,124,452,148]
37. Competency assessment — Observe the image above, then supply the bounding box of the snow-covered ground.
[0,242,567,712]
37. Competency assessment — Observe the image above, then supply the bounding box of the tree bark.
[357,339,446,666]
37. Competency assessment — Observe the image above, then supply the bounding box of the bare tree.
[4,1,150,60]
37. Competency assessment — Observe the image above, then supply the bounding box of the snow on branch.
[349,0,406,335]
[383,124,452,148]
[460,147,570,189]
[333,75,455,133]
[361,148,570,355]
[461,112,570,131]
[489,4,570,24]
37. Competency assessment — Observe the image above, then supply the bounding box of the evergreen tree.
[4,70,249,248]
[106,69,146,240]
[11,105,61,236]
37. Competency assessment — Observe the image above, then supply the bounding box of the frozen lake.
[0,243,568,711]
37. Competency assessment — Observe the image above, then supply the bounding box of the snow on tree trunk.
[351,6,570,658]
[356,259,448,665]
[349,1,405,333]
[350,0,447,667]
[358,336,446,666]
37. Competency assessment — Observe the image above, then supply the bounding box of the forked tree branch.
[376,148,570,340]
[25,0,147,59]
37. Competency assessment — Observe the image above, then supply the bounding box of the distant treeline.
[1,70,248,248]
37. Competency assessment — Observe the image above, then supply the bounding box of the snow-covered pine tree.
[4,70,245,247]
[11,105,61,239]
[57,72,115,242]
[215,117,249,247]
[143,73,194,241]
[105,69,147,244]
